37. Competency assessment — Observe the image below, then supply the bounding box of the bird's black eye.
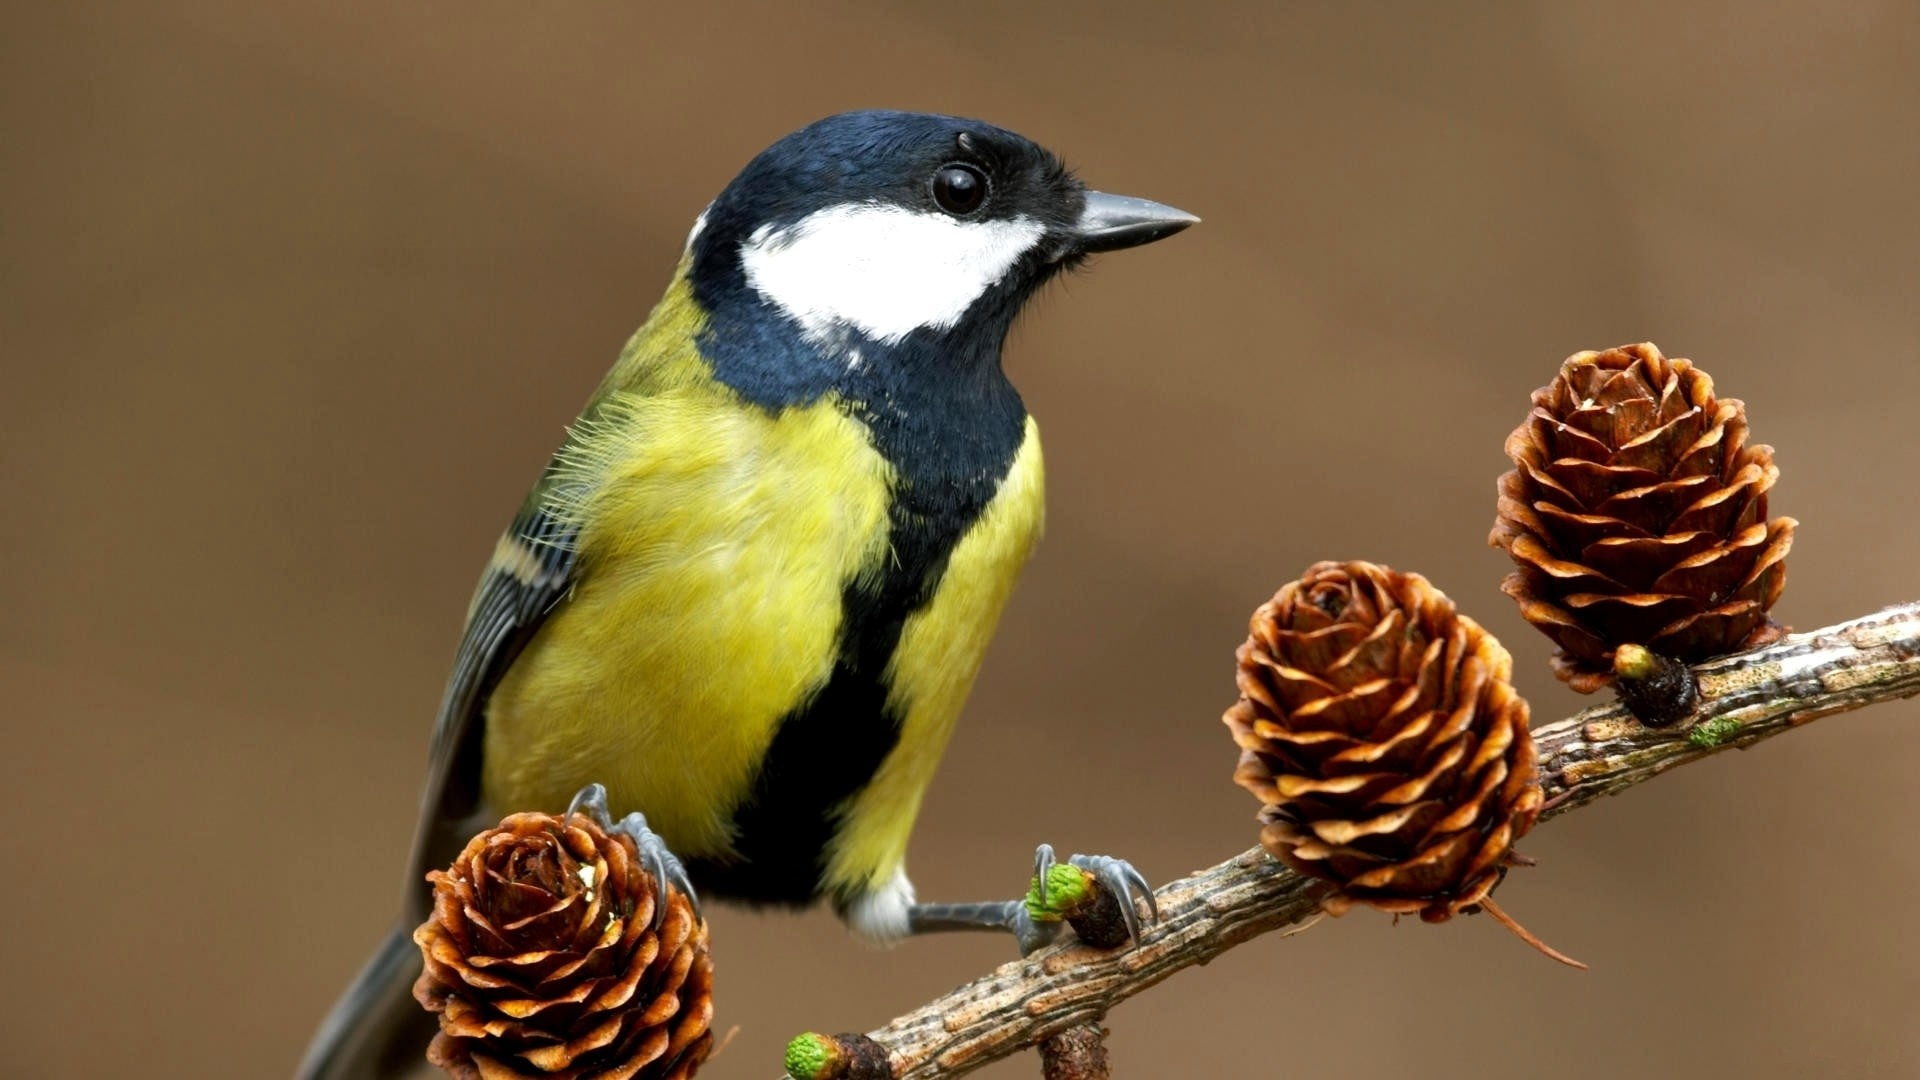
[931,164,988,215]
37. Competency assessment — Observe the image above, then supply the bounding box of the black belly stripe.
[684,566,937,904]
[685,297,1033,905]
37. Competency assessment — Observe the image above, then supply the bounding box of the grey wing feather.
[402,504,577,921]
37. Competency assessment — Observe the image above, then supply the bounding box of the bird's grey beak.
[1066,191,1200,255]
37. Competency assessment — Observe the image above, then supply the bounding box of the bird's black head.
[685,110,1197,372]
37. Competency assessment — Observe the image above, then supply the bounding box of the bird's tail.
[296,921,434,1079]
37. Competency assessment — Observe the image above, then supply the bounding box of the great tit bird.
[299,109,1196,1079]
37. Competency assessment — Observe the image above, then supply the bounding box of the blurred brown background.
[5,2,1917,1077]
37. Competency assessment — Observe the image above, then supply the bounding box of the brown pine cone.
[1224,561,1543,924]
[412,811,714,1080]
[1491,343,1796,691]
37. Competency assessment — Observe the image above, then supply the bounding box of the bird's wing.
[401,500,577,920]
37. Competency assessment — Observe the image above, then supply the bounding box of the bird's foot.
[904,843,1158,956]
[564,782,698,928]
[1028,844,1158,947]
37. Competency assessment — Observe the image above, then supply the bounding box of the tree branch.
[779,602,1920,1080]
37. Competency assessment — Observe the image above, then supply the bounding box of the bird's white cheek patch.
[740,204,1046,345]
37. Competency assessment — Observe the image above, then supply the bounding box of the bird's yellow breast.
[482,386,895,858]
[483,413,1045,899]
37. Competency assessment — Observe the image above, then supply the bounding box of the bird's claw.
[565,782,614,829]
[1068,852,1157,946]
[614,811,698,929]
[564,783,698,930]
[1033,843,1058,905]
